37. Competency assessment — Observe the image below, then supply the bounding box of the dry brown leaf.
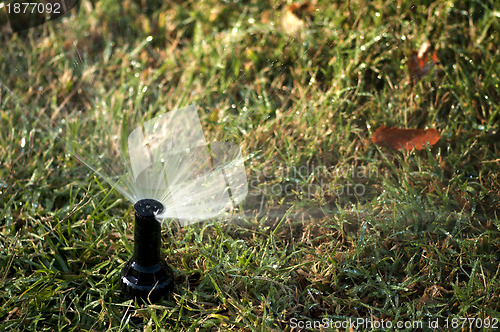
[409,41,439,81]
[372,126,441,151]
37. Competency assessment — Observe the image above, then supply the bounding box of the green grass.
[1,0,499,330]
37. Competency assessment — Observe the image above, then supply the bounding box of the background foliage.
[1,0,499,330]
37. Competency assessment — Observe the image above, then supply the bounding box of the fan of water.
[69,103,248,225]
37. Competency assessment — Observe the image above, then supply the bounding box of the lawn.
[1,0,499,330]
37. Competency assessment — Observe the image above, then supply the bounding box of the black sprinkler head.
[120,199,174,303]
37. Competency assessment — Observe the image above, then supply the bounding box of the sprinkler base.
[121,260,174,303]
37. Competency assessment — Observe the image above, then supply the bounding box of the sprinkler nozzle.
[120,199,174,302]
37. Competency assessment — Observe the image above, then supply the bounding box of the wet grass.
[1,0,499,330]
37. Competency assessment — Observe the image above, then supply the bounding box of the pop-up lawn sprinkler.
[120,199,174,302]
[58,104,247,302]
[2,59,248,305]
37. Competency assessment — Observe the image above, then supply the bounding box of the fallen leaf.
[372,126,441,151]
[409,41,439,81]
[281,1,315,37]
